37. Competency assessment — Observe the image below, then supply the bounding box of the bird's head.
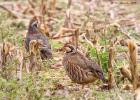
[28,16,41,34]
[63,43,76,53]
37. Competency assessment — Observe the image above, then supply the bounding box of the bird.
[62,44,106,87]
[25,16,52,60]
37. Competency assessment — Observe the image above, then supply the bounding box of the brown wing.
[73,52,106,82]
[63,53,97,84]
[63,51,105,82]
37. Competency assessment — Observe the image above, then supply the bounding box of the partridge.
[62,44,106,85]
[25,16,52,59]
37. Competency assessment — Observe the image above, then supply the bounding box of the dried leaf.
[122,84,133,90]
[120,66,132,82]
[1,42,14,65]
[16,49,24,80]
[28,40,43,72]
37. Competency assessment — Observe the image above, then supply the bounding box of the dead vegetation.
[0,0,140,100]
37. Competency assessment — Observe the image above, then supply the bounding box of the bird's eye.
[65,47,71,52]
[34,23,38,28]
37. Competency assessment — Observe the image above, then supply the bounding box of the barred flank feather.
[62,44,105,85]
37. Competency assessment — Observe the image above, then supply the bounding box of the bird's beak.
[57,44,67,52]
[60,45,66,52]
[56,43,71,52]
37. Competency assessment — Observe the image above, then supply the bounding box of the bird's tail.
[40,48,52,60]
[97,71,107,83]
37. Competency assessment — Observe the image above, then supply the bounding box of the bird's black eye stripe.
[34,24,38,28]
[32,21,38,28]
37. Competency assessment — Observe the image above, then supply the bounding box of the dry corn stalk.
[108,47,116,89]
[16,49,24,80]
[120,66,132,82]
[0,48,2,67]
[49,0,56,10]
[28,0,35,8]
[1,42,14,66]
[40,0,47,16]
[68,0,72,8]
[74,29,79,49]
[54,27,75,39]
[39,23,50,37]
[127,40,140,100]
[128,40,139,91]
[29,40,43,72]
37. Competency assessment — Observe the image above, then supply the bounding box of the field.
[0,0,140,100]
